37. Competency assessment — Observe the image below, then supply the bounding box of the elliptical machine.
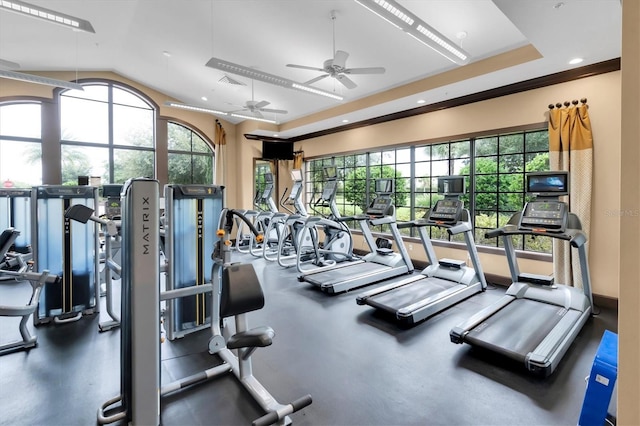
[262,169,313,267]
[295,166,354,273]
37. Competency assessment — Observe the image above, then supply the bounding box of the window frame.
[304,123,551,256]
[59,81,157,185]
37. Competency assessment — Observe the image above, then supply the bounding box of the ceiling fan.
[286,10,385,89]
[227,79,288,119]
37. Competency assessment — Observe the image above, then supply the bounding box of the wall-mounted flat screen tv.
[262,141,294,160]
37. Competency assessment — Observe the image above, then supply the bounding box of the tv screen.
[437,176,465,195]
[526,171,569,196]
[262,141,294,160]
[323,166,337,180]
[290,169,302,181]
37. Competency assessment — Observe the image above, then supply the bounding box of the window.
[254,160,273,207]
[0,102,42,187]
[305,128,550,253]
[168,122,214,184]
[60,83,155,185]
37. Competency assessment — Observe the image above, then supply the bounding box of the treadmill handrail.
[485,224,577,241]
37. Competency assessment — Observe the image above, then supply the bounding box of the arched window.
[0,102,42,187]
[167,122,214,184]
[59,83,155,184]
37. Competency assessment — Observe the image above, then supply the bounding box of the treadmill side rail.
[450,296,514,343]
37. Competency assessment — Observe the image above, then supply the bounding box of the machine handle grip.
[251,394,313,426]
[291,394,313,411]
[570,230,587,247]
[484,228,503,239]
[447,222,471,235]
[396,221,414,229]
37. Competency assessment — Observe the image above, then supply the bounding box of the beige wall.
[618,0,640,423]
[0,69,623,300]
[293,72,621,299]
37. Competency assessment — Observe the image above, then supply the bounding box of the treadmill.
[450,171,593,376]
[357,176,487,326]
[298,178,414,294]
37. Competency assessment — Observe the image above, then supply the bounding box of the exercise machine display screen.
[526,172,569,196]
[367,197,391,217]
[519,200,568,232]
[437,176,465,195]
[323,166,337,180]
[291,169,302,181]
[429,199,463,223]
[375,179,393,194]
[321,180,337,201]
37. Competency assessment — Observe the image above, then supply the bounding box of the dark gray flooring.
[0,253,618,426]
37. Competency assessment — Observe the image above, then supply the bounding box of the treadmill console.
[519,200,568,232]
[367,196,392,217]
[428,199,463,223]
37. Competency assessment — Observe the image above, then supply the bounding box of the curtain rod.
[548,98,588,109]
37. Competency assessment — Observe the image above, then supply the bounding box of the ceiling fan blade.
[260,108,288,115]
[304,74,330,85]
[336,74,357,89]
[343,67,386,75]
[253,110,264,119]
[254,100,270,109]
[333,50,349,69]
[286,64,325,72]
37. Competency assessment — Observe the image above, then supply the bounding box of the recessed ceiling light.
[273,134,279,137]
[162,51,171,57]
[417,99,426,104]
[342,119,349,123]
[569,57,584,65]
[201,96,208,101]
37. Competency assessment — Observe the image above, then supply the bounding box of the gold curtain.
[215,120,226,187]
[293,151,304,170]
[547,100,593,288]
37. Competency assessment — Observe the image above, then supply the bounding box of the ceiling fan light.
[0,0,95,33]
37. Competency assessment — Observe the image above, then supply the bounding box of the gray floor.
[0,253,617,426]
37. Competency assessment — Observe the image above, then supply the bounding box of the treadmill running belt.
[465,299,567,362]
[366,278,459,313]
[304,262,390,286]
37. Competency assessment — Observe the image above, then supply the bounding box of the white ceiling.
[0,0,622,138]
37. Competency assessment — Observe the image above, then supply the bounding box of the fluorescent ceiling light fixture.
[0,0,95,33]
[206,57,344,101]
[165,101,279,124]
[0,69,83,90]
[0,58,20,69]
[164,101,227,115]
[354,0,470,65]
[230,113,278,124]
